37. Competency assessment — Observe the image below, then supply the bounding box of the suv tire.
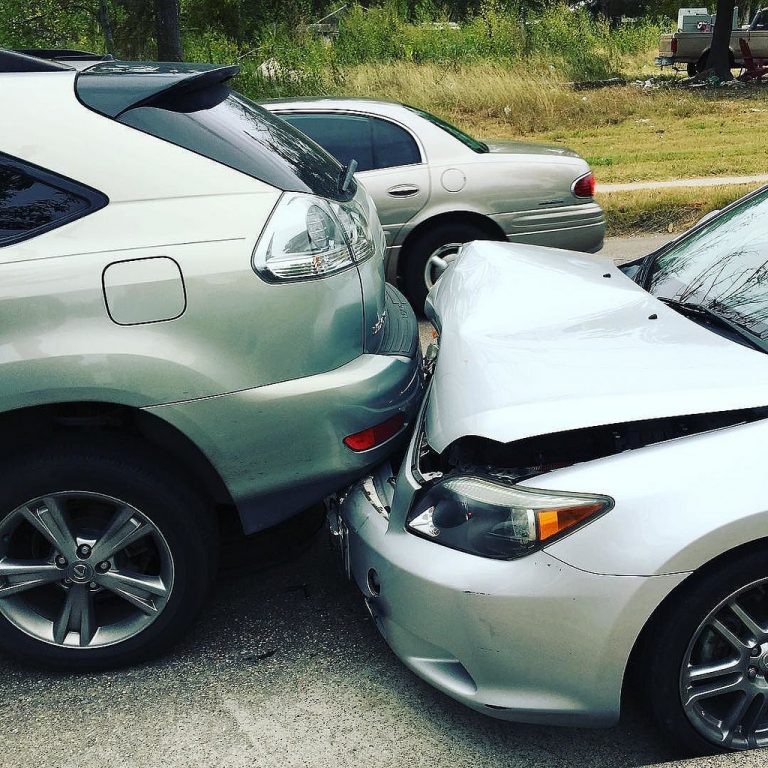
[0,437,216,671]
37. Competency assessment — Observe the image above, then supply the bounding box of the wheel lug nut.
[89,581,98,590]
[752,646,762,657]
[96,561,110,573]
[63,578,72,585]
[77,544,92,558]
[749,666,758,679]
[55,555,67,568]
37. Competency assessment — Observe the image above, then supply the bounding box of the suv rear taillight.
[573,172,596,199]
[671,38,678,54]
[253,192,376,282]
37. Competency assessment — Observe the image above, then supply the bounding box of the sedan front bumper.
[335,462,687,727]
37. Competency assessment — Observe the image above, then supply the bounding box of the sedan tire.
[0,437,216,671]
[647,549,768,755]
[402,221,500,312]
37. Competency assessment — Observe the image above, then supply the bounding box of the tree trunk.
[154,0,182,61]
[706,0,736,79]
[98,0,115,56]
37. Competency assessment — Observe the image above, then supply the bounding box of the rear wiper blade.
[658,297,768,353]
[340,158,358,193]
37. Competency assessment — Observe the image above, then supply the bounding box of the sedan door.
[278,111,430,250]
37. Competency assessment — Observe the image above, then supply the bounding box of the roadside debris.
[257,57,305,83]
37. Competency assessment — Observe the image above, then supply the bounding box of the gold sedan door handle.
[387,184,420,198]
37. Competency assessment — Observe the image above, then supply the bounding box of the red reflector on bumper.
[343,413,405,452]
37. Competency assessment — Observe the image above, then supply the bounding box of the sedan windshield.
[406,106,489,153]
[647,188,768,341]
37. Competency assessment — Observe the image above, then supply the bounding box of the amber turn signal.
[537,502,606,541]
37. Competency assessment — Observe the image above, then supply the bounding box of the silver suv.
[0,50,422,670]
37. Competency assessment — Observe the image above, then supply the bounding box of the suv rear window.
[119,92,354,202]
[0,154,108,247]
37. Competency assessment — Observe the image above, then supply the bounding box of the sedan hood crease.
[426,242,768,452]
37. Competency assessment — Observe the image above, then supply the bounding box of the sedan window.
[281,113,420,172]
[281,113,375,171]
[647,188,768,341]
[371,118,421,168]
[406,106,489,154]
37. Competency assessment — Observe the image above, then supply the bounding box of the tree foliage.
[0,0,686,61]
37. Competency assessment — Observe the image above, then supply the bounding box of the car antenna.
[341,159,358,193]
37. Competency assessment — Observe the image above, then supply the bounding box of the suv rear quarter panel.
[0,72,366,410]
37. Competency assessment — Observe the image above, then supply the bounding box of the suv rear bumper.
[144,314,423,534]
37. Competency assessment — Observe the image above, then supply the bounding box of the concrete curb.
[597,174,768,193]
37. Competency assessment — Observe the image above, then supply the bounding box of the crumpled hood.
[425,241,768,452]
[484,139,579,158]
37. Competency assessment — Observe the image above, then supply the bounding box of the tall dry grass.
[332,62,570,134]
[325,62,710,134]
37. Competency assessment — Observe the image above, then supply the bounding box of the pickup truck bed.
[657,29,768,74]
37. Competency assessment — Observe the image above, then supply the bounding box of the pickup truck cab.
[656,7,768,76]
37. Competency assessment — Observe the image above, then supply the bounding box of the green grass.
[195,39,768,235]
[483,97,768,184]
[319,61,768,189]
[4,2,758,237]
[274,60,767,235]
[600,184,756,236]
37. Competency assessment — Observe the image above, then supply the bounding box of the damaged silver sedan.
[331,186,768,755]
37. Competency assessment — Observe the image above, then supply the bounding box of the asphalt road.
[600,234,673,263]
[1,517,761,768]
[597,175,768,194]
[5,232,751,768]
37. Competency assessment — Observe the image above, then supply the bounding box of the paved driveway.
[0,512,736,768]
[1,512,761,768]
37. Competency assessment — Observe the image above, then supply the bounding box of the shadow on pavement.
[0,506,685,768]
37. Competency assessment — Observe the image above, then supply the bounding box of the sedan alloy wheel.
[424,242,463,291]
[680,578,768,750]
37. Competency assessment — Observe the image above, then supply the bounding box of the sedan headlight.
[253,192,378,282]
[406,475,613,560]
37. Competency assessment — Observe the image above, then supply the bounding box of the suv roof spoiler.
[14,48,114,62]
[76,61,241,118]
[0,48,73,73]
